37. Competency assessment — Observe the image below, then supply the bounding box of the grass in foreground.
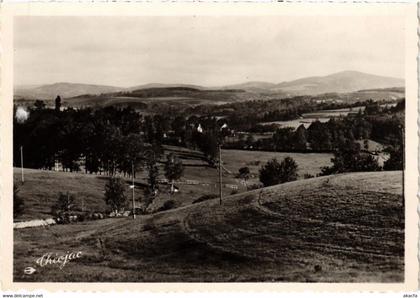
[14,171,403,282]
[13,148,333,220]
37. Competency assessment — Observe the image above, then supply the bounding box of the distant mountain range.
[15,70,404,100]
[270,71,404,95]
[14,82,122,100]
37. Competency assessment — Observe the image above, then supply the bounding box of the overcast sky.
[14,16,405,87]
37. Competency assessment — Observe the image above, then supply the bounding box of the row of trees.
[14,97,404,175]
[102,151,185,214]
[185,95,375,132]
[15,95,404,164]
[14,104,144,173]
[320,140,381,175]
[14,102,230,172]
[226,104,404,169]
[14,152,185,219]
[256,136,398,190]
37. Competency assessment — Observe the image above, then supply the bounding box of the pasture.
[260,107,365,129]
[221,149,333,182]
[13,148,333,221]
[14,171,404,282]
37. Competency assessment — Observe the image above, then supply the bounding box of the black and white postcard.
[0,2,418,292]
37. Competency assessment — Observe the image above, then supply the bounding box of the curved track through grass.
[14,171,403,282]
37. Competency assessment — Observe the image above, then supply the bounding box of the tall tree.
[143,156,159,211]
[147,159,159,194]
[104,177,127,214]
[272,127,294,151]
[197,133,219,163]
[171,116,186,144]
[383,144,403,170]
[308,121,332,151]
[118,134,144,177]
[238,166,250,188]
[321,140,381,175]
[55,95,62,112]
[293,125,308,151]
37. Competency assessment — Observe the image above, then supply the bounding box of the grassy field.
[260,107,365,129]
[13,167,231,221]
[13,148,332,221]
[301,107,364,119]
[13,169,113,221]
[62,88,274,109]
[14,171,403,282]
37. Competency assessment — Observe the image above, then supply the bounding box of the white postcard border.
[0,2,418,292]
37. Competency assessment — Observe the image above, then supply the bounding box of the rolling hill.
[126,83,206,91]
[14,82,124,100]
[14,171,403,282]
[219,71,403,95]
[63,87,255,108]
[271,71,404,95]
[12,149,333,221]
[14,71,404,102]
[219,81,279,92]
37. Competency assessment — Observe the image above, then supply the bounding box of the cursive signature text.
[35,251,82,269]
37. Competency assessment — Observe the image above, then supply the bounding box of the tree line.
[14,100,235,171]
[227,100,404,156]
[14,97,404,174]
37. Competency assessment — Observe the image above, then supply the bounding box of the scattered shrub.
[157,200,177,212]
[303,173,315,179]
[192,194,218,204]
[89,212,105,220]
[78,213,86,222]
[13,185,24,219]
[259,157,298,187]
[51,192,77,216]
[56,212,76,224]
[321,140,381,175]
[247,183,263,191]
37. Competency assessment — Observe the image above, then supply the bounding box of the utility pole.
[131,162,136,219]
[218,123,228,206]
[20,146,24,184]
[218,143,222,205]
